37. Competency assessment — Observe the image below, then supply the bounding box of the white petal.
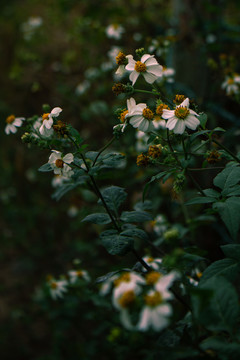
[141,54,153,63]
[63,153,74,164]
[51,107,62,117]
[162,109,175,120]
[120,309,134,330]
[115,65,125,75]
[145,57,159,66]
[125,59,136,71]
[13,118,23,127]
[147,65,163,77]
[138,308,151,331]
[178,98,189,108]
[184,115,200,130]
[156,303,172,316]
[152,313,168,331]
[173,120,185,134]
[142,72,157,84]
[138,119,150,132]
[166,117,178,130]
[127,97,136,112]
[189,109,198,116]
[130,71,139,85]
[44,118,53,129]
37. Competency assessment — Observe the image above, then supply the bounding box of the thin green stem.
[93,137,115,166]
[134,89,159,96]
[212,139,240,164]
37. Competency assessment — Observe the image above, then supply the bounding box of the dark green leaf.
[99,186,127,214]
[200,258,240,283]
[82,213,111,225]
[203,188,220,198]
[221,244,240,261]
[213,197,240,240]
[185,197,215,205]
[213,165,240,191]
[121,228,148,241]
[120,210,152,223]
[100,230,134,255]
[201,337,240,360]
[198,113,208,128]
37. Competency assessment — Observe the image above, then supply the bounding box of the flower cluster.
[100,264,179,332]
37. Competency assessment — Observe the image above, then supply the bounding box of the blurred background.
[0,0,240,359]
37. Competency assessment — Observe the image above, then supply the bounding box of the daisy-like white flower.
[125,97,155,133]
[125,54,163,85]
[48,279,68,300]
[115,51,133,76]
[161,66,175,83]
[105,24,124,40]
[221,74,240,95]
[5,115,24,135]
[152,103,170,130]
[39,107,62,137]
[136,130,149,152]
[48,150,74,177]
[162,98,200,134]
[137,289,172,331]
[112,272,145,310]
[151,214,168,236]
[68,270,90,284]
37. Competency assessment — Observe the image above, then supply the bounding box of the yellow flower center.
[118,290,136,308]
[55,159,64,168]
[173,94,186,105]
[145,291,163,307]
[76,270,83,278]
[174,106,190,120]
[42,113,50,121]
[135,61,147,73]
[114,272,131,287]
[156,104,170,116]
[147,257,154,263]
[227,78,234,85]
[145,271,162,285]
[196,271,202,279]
[6,115,15,124]
[119,109,128,123]
[50,282,57,289]
[116,52,126,65]
[142,108,154,120]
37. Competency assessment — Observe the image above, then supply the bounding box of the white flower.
[48,150,74,177]
[39,107,62,137]
[115,52,133,76]
[162,98,200,134]
[125,54,163,85]
[108,46,121,62]
[151,214,168,235]
[51,175,70,188]
[135,131,149,152]
[68,270,90,284]
[48,279,68,300]
[161,67,175,83]
[105,24,124,40]
[5,115,24,135]
[75,80,90,95]
[142,256,163,271]
[137,290,172,331]
[221,74,240,95]
[125,97,155,133]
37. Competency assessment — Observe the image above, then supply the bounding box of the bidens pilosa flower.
[125,97,155,132]
[48,279,68,300]
[125,54,163,85]
[48,150,74,177]
[105,24,124,40]
[68,270,90,284]
[39,107,62,137]
[5,115,24,135]
[162,98,200,134]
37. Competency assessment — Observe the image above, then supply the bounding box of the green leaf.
[198,113,208,128]
[213,197,240,240]
[213,165,240,191]
[38,163,52,172]
[68,125,83,145]
[52,177,87,201]
[185,197,215,205]
[101,153,125,168]
[85,151,99,162]
[202,188,220,198]
[221,244,240,261]
[189,129,210,143]
[100,230,134,255]
[120,211,153,223]
[192,277,239,332]
[82,213,111,225]
[201,337,240,360]
[99,186,127,214]
[200,258,240,283]
[121,228,148,241]
[222,184,240,197]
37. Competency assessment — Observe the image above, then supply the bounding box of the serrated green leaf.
[200,258,240,283]
[82,213,111,225]
[101,153,125,168]
[222,184,240,197]
[221,244,240,261]
[213,197,240,240]
[52,177,87,201]
[121,228,148,241]
[201,337,240,360]
[120,210,152,223]
[100,230,134,255]
[213,165,240,191]
[85,151,99,162]
[203,188,220,198]
[38,163,52,172]
[185,197,215,205]
[99,186,127,215]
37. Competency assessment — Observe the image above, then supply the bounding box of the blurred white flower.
[21,16,43,40]
[48,279,68,300]
[5,115,24,135]
[142,256,163,271]
[68,270,90,284]
[221,74,240,95]
[67,205,79,218]
[75,80,90,95]
[135,130,149,152]
[106,24,124,40]
[125,54,163,85]
[48,150,74,177]
[162,98,200,134]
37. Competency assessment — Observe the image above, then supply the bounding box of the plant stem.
[93,137,115,166]
[212,139,240,164]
